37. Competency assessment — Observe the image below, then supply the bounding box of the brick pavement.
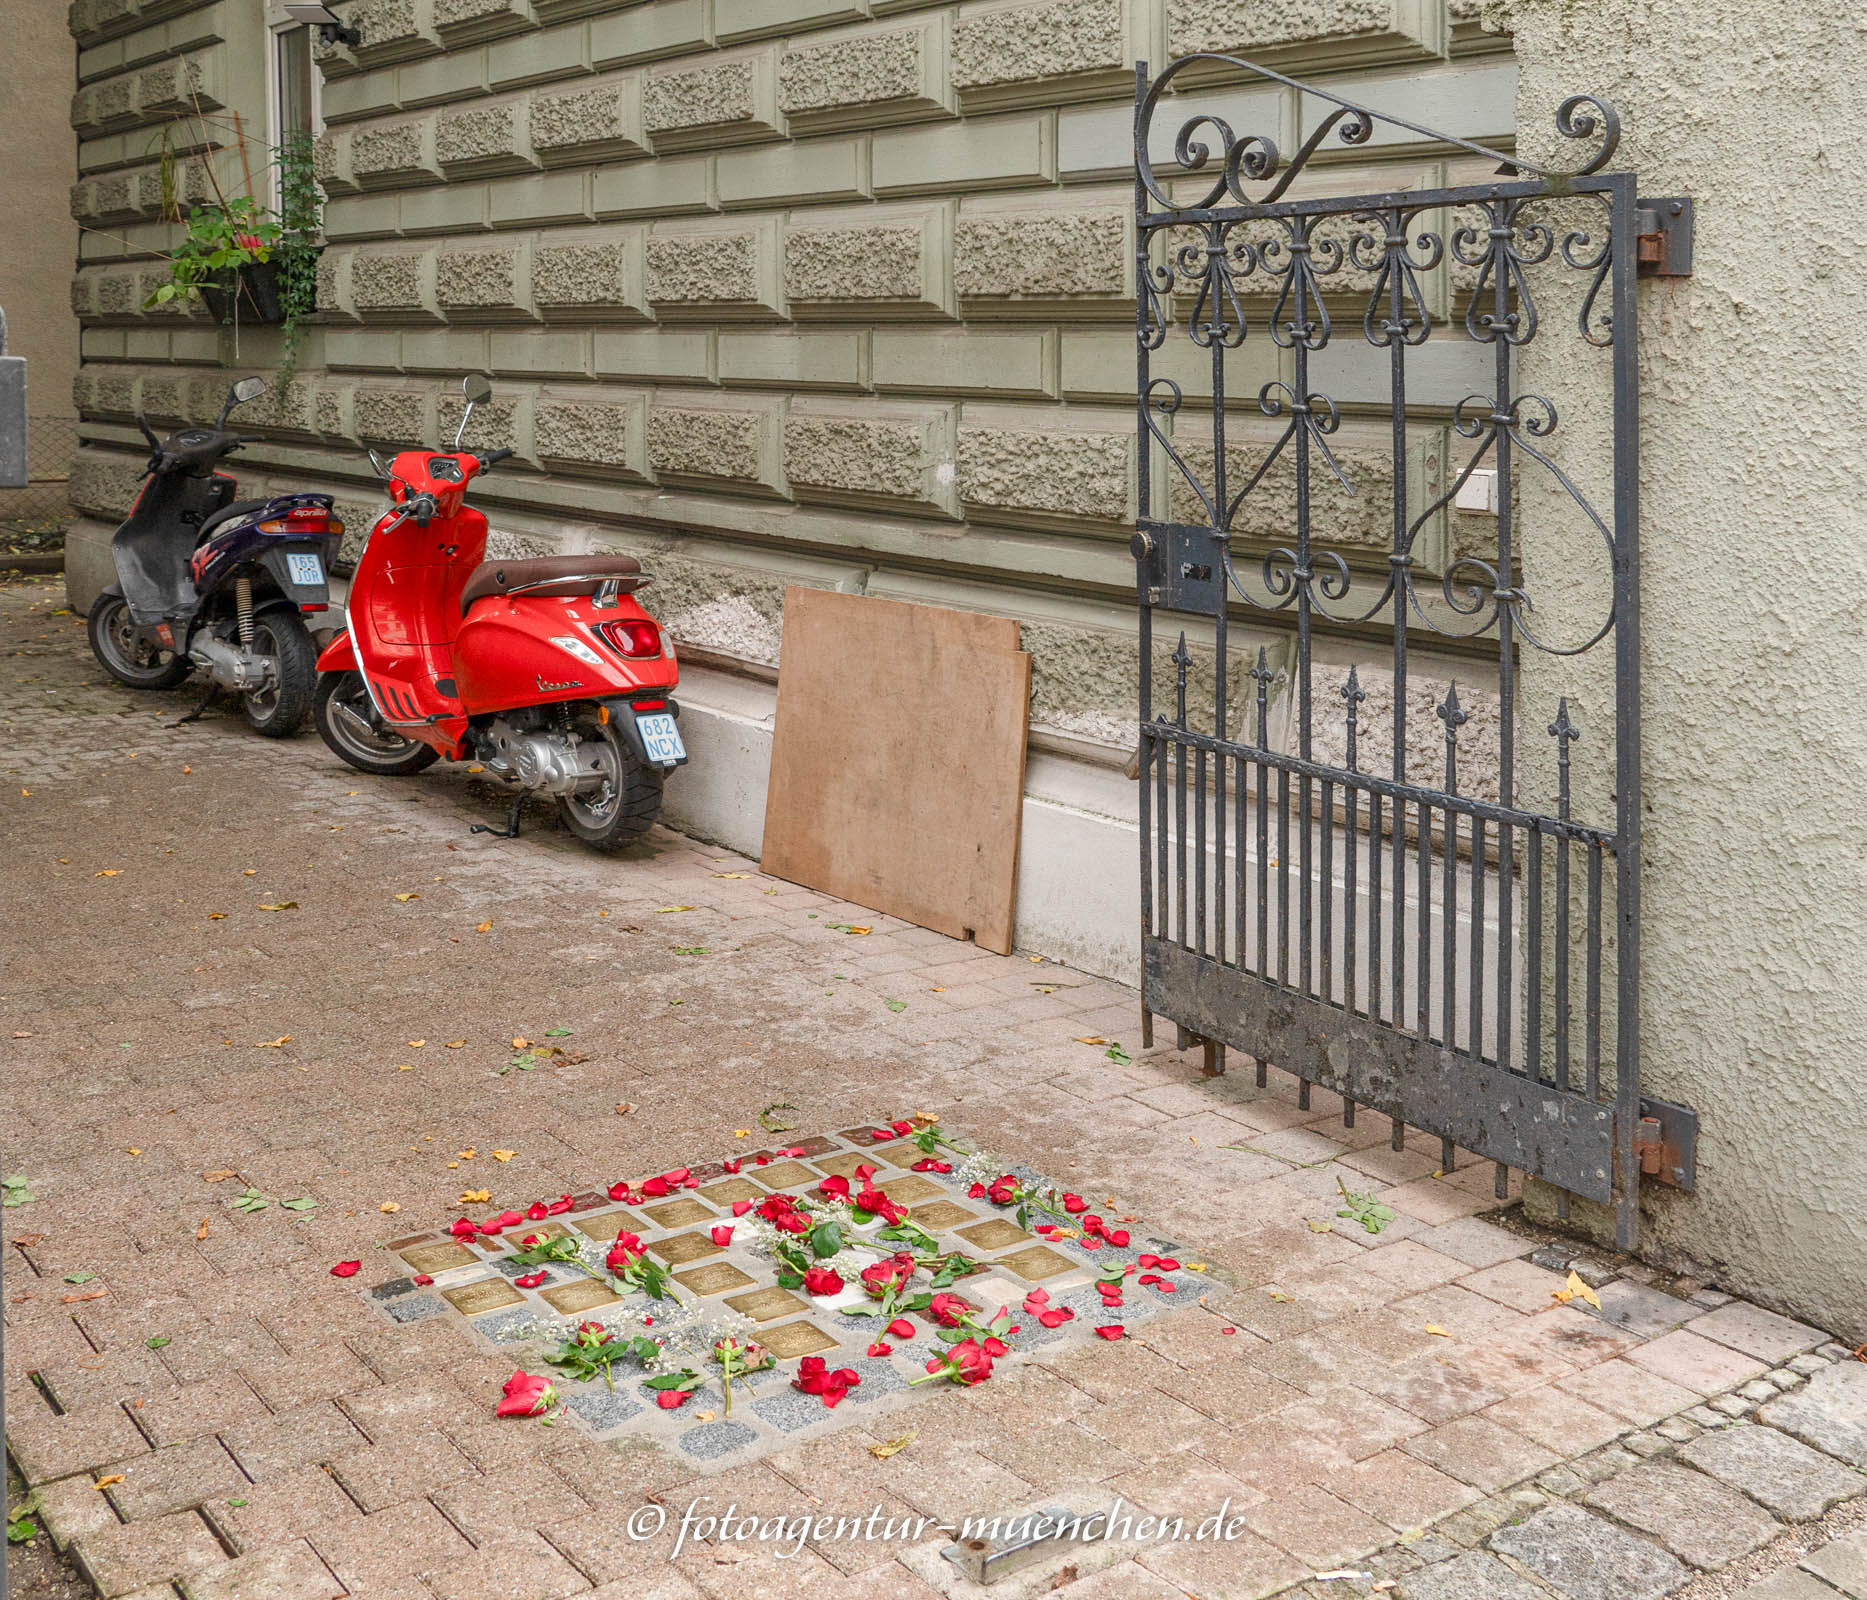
[3,574,1866,1600]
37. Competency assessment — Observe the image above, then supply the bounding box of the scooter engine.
[481,719,605,796]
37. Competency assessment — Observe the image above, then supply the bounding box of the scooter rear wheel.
[557,715,663,851]
[314,670,441,776]
[240,612,318,737]
[87,595,191,689]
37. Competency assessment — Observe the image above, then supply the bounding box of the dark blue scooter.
[87,376,345,735]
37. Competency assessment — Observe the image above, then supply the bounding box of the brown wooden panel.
[760,587,1031,954]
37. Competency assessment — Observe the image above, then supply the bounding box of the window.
[277,23,315,141]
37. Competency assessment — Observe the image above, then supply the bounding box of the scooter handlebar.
[477,447,515,469]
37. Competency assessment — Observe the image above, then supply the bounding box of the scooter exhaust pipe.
[188,633,272,693]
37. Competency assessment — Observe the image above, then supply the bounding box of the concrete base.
[663,664,1143,984]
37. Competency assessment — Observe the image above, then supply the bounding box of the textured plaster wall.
[1502,0,1867,1338]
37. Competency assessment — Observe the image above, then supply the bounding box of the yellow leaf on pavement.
[258,902,298,911]
[195,1218,210,1240]
[1424,1324,1451,1337]
[1073,1036,1107,1045]
[395,892,420,902]
[445,1040,466,1048]
[92,1476,124,1490]
[255,1036,292,1048]
[460,1189,490,1204]
[655,906,694,913]
[868,1429,917,1461]
[202,1168,237,1182]
[1552,1269,1602,1310]
[407,1040,426,1048]
[711,872,749,879]
[95,869,121,877]
[492,1150,515,1162]
[475,921,493,933]
[379,1202,400,1213]
[511,1037,530,1048]
[458,1148,476,1159]
[208,912,227,920]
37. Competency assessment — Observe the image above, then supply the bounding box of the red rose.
[793,1355,861,1407]
[654,1389,690,1410]
[330,1260,361,1278]
[606,1233,644,1271]
[495,1370,555,1416]
[856,1186,906,1224]
[803,1265,844,1297]
[928,1292,970,1327]
[449,1218,477,1240]
[1061,1194,1087,1214]
[947,1338,994,1385]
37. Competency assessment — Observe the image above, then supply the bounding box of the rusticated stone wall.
[65,0,1514,753]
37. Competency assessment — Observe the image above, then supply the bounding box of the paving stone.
[565,1386,644,1432]
[1420,1220,1533,1270]
[1583,1459,1779,1569]
[1628,1329,1772,1396]
[1680,1423,1866,1519]
[677,1418,762,1461]
[1655,1418,1701,1443]
[1788,1355,1832,1377]
[1243,1482,1394,1568]
[1715,1394,1757,1418]
[101,1436,248,1520]
[1400,1417,1558,1493]
[1488,1504,1689,1600]
[309,1500,476,1591]
[1479,1388,1627,1457]
[183,1538,340,1600]
[1558,1359,1701,1427]
[31,1472,124,1551]
[73,1511,228,1599]
[1736,1571,1842,1600]
[383,1293,446,1324]
[1535,1467,1587,1497]
[1626,1431,1673,1458]
[434,1463,590,1542]
[426,1530,593,1600]
[329,1428,482,1512]
[1770,1370,1806,1391]
[205,1464,363,1554]
[1687,1302,1830,1364]
[1744,1381,1784,1402]
[139,1379,271,1447]
[1325,1449,1482,1531]
[222,1402,370,1480]
[6,1400,154,1485]
[1398,1550,1547,1600]
[1763,1362,1867,1467]
[1801,1525,1867,1597]
[1590,1281,1695,1340]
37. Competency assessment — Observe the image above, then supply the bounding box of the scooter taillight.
[258,509,344,536]
[598,619,662,659]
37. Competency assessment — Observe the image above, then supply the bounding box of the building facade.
[62,0,1510,977]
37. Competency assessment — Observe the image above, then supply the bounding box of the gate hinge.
[1633,1095,1698,1190]
[1635,197,1693,277]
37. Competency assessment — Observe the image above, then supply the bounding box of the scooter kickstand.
[471,794,525,839]
[168,682,219,728]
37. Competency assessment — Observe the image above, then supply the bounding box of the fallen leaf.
[655,905,694,913]
[1073,1036,1108,1046]
[254,1036,292,1048]
[693,1410,717,1423]
[62,1289,108,1303]
[615,1103,634,1116]
[492,1150,515,1162]
[460,1189,491,1204]
[195,1218,210,1240]
[63,1272,96,1285]
[1551,1269,1603,1310]
[202,1168,236,1182]
[257,902,298,911]
[92,1476,124,1490]
[126,1147,141,1156]
[1307,1218,1334,1233]
[734,1129,751,1138]
[1267,1290,1295,1303]
[94,869,120,877]
[182,766,191,774]
[475,921,493,933]
[511,1037,529,1049]
[1424,1324,1451,1337]
[11,1032,30,1039]
[711,872,749,879]
[868,1429,918,1461]
[208,912,228,920]
[397,1064,414,1072]
[243,869,257,876]
[1397,1528,1426,1545]
[379,1202,401,1214]
[395,893,420,903]
[458,1148,476,1159]
[446,1040,466,1048]
[407,1040,426,1048]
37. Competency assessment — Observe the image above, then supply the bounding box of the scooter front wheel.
[240,612,318,737]
[87,595,191,689]
[314,671,441,776]
[557,714,663,851]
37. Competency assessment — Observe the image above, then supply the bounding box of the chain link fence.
[0,414,80,547]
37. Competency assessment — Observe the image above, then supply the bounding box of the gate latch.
[1635,197,1693,277]
[1633,1095,1698,1190]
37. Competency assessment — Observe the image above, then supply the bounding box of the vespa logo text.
[537,674,583,692]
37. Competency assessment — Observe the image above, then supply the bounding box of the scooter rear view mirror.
[367,448,389,481]
[216,375,268,428]
[455,373,493,449]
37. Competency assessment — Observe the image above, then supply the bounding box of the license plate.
[636,712,685,766]
[286,552,325,587]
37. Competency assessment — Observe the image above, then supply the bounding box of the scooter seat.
[198,499,271,541]
[459,555,645,617]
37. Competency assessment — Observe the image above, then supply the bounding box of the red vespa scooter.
[313,375,686,851]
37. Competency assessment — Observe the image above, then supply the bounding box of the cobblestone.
[1489,1504,1689,1600]
[1681,1422,1866,1520]
[1763,1363,1867,1469]
[1584,1459,1780,1568]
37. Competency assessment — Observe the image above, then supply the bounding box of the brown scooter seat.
[460,554,645,616]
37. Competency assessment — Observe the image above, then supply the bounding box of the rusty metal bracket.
[1635,197,1693,277]
[1634,1096,1698,1190]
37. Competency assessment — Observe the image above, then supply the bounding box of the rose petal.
[526,1202,548,1221]
[641,1177,670,1197]
[1080,1239,1102,1250]
[869,1128,897,1141]
[776,1148,804,1159]
[514,1270,547,1289]
[866,1342,893,1358]
[654,1390,689,1409]
[967,1183,986,1199]
[607,1182,631,1201]
[1061,1193,1087,1213]
[547,1196,573,1215]
[1094,1325,1126,1340]
[731,1200,752,1217]
[721,1159,741,1175]
[413,1273,434,1286]
[1037,1308,1073,1328]
[1023,1287,1051,1306]
[329,1260,361,1278]
[1138,1273,1162,1287]
[1155,1257,1181,1271]
[1138,1254,1160,1269]
[890,1120,914,1135]
[911,1159,952,1173]
[1105,1230,1131,1248]
[450,1218,477,1240]
[711,1225,735,1246]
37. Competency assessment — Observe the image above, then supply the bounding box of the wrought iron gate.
[1130,55,1695,1247]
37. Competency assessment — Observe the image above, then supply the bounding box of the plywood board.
[760,587,1031,955]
